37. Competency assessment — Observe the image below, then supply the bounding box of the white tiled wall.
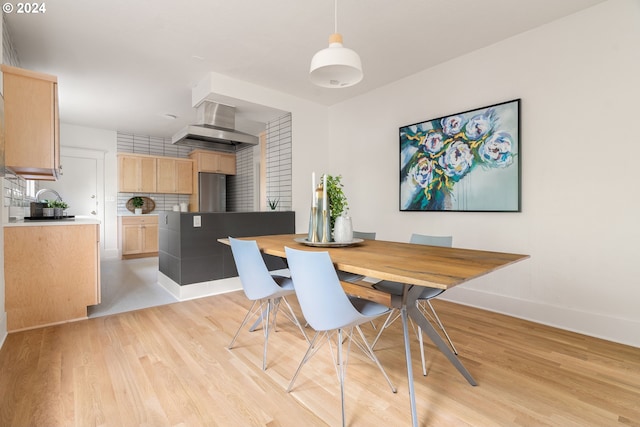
[227,113,292,212]
[227,146,255,212]
[116,133,192,158]
[3,178,37,218]
[265,113,292,211]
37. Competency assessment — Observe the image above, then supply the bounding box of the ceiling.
[5,0,605,138]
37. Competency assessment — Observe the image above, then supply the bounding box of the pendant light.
[309,0,363,88]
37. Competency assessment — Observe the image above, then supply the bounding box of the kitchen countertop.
[4,216,101,227]
[118,212,159,217]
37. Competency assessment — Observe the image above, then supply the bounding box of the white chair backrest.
[353,231,376,240]
[410,234,452,247]
[229,237,283,300]
[285,247,365,331]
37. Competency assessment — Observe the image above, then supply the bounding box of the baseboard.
[0,311,7,351]
[157,272,243,301]
[441,287,640,348]
[157,269,290,301]
[101,248,120,259]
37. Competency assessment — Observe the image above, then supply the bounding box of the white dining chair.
[227,237,309,370]
[336,231,376,283]
[284,246,396,427]
[372,233,458,376]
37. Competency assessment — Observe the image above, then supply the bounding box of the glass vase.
[333,215,353,243]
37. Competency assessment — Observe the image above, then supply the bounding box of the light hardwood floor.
[1,293,639,426]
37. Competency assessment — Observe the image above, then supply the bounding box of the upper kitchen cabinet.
[2,65,60,180]
[118,154,157,192]
[156,157,193,194]
[189,149,236,175]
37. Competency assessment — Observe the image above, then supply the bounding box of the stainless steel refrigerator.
[198,172,226,212]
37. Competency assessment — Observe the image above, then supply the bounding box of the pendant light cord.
[334,0,338,34]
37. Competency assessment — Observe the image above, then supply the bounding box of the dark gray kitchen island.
[158,211,295,289]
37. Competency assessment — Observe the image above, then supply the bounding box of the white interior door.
[47,147,105,247]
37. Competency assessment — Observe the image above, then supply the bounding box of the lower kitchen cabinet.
[4,222,101,332]
[119,215,159,259]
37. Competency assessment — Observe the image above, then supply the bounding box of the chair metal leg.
[249,298,278,330]
[287,331,322,392]
[280,296,310,343]
[288,325,395,427]
[231,296,309,371]
[228,300,260,349]
[354,326,397,393]
[421,300,458,354]
[338,328,346,427]
[261,299,272,370]
[248,309,264,332]
[371,309,397,349]
[418,326,427,376]
[235,298,277,370]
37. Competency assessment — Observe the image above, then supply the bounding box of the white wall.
[327,0,640,347]
[60,123,119,258]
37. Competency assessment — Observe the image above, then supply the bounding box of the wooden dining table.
[222,233,529,426]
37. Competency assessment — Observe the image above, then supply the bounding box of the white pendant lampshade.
[310,0,363,88]
[310,33,363,88]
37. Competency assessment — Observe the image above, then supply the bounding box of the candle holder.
[321,208,329,243]
[309,206,319,242]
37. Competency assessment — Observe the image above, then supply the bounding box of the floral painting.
[400,99,520,212]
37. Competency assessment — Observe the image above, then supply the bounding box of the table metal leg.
[400,305,419,427]
[406,296,477,386]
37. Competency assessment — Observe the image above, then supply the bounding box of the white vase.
[134,208,142,215]
[333,215,353,243]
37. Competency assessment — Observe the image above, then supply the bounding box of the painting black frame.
[399,99,521,212]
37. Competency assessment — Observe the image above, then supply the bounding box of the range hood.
[172,101,259,152]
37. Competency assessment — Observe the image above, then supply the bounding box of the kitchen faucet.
[35,188,62,203]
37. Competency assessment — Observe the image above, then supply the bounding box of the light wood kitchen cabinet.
[189,149,236,175]
[119,215,159,259]
[118,154,157,192]
[156,158,193,194]
[2,64,60,180]
[4,223,101,332]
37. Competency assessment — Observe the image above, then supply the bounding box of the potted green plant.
[132,196,144,215]
[42,200,55,217]
[325,175,348,231]
[267,197,279,211]
[51,200,69,218]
